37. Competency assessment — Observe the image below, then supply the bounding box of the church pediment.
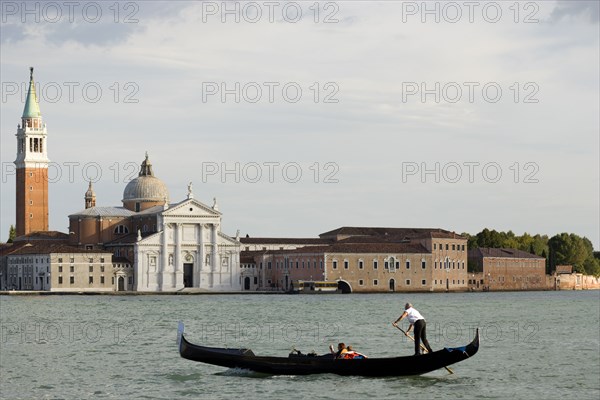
[161,198,221,218]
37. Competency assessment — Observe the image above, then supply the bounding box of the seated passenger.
[342,345,368,359]
[329,342,349,359]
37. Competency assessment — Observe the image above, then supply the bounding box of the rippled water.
[1,291,599,399]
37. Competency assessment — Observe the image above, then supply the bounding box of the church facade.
[68,155,242,292]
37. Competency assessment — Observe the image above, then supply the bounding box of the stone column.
[160,223,169,290]
[174,223,183,289]
[198,223,204,288]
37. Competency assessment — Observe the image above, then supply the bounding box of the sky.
[0,1,598,248]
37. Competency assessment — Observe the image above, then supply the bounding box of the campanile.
[14,67,49,236]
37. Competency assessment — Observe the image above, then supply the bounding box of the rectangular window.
[344,260,349,269]
[89,266,93,273]
[359,279,364,286]
[373,260,378,269]
[58,276,63,284]
[332,260,338,269]
[406,260,410,269]
[70,266,74,273]
[452,244,456,250]
[58,266,62,273]
[89,276,93,284]
[421,279,426,285]
[384,261,389,269]
[296,261,299,268]
[100,257,105,263]
[405,279,411,285]
[433,243,437,250]
[461,244,465,251]
[446,244,449,250]
[373,279,378,286]
[58,258,63,263]
[100,266,105,272]
[421,260,426,269]
[267,262,272,269]
[100,276,105,284]
[70,276,74,284]
[70,257,74,263]
[320,261,323,269]
[358,260,364,269]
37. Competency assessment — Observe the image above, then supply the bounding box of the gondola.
[177,322,479,376]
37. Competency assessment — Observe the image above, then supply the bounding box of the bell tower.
[14,67,49,237]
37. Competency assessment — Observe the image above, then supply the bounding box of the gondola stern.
[177,321,185,350]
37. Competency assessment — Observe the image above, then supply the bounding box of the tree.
[548,233,592,273]
[7,225,16,243]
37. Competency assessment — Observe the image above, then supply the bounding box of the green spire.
[22,67,42,118]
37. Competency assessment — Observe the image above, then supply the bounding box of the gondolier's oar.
[393,325,454,374]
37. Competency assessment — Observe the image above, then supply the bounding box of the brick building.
[468,248,546,291]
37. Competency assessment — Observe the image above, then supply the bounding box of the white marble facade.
[134,198,241,292]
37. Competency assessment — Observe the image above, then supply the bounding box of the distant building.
[0,232,128,292]
[468,248,546,291]
[67,155,241,292]
[14,68,49,237]
[241,227,469,293]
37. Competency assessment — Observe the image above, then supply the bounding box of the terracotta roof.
[69,207,136,218]
[240,237,333,245]
[319,227,464,240]
[468,248,544,259]
[13,231,69,242]
[5,242,112,256]
[242,243,429,256]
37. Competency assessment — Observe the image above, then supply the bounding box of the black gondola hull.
[177,323,479,377]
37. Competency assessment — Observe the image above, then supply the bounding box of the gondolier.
[392,303,433,356]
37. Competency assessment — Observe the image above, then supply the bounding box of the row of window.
[57,265,105,273]
[268,260,325,270]
[9,257,50,264]
[433,243,466,251]
[353,278,468,287]
[56,276,133,285]
[332,259,428,270]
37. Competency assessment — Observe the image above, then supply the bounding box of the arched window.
[114,225,129,234]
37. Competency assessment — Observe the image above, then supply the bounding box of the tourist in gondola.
[329,342,349,359]
[392,302,433,356]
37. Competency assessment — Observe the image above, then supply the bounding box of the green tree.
[548,233,592,273]
[7,225,16,243]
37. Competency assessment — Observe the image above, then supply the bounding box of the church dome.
[122,154,169,206]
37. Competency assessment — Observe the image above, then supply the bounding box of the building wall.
[482,257,546,291]
[429,238,469,291]
[50,252,126,292]
[324,252,434,293]
[16,167,49,236]
[5,253,51,290]
[69,216,131,247]
[555,273,600,290]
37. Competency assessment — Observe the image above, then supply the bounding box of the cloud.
[549,0,599,23]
